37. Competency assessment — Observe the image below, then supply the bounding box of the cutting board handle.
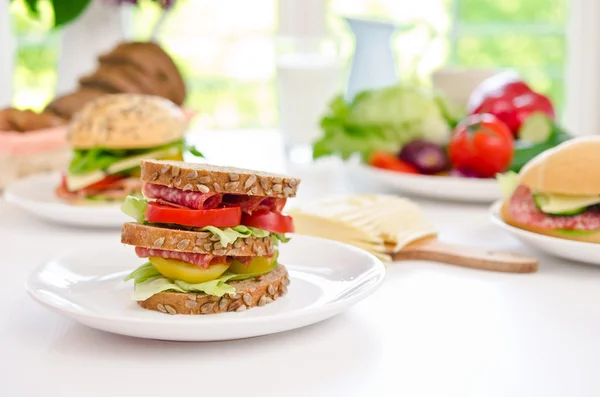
[393,238,539,273]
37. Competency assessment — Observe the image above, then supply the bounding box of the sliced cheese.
[66,147,180,191]
[289,194,437,262]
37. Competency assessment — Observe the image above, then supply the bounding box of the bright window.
[9,0,567,125]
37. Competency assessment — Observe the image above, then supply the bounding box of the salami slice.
[135,247,228,268]
[143,183,222,209]
[509,185,600,231]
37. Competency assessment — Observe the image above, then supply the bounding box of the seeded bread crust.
[68,94,186,149]
[140,159,301,198]
[121,222,276,256]
[138,264,290,315]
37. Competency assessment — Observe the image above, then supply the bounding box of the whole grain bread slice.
[140,159,300,198]
[137,264,290,315]
[121,222,276,257]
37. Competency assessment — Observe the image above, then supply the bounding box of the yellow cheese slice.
[289,194,437,262]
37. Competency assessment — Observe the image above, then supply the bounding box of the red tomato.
[370,152,419,174]
[60,174,124,192]
[145,202,242,228]
[241,210,295,234]
[448,114,514,178]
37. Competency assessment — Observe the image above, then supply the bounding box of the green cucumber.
[532,194,587,216]
[556,229,600,237]
[518,112,553,143]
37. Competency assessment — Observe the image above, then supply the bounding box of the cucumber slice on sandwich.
[533,194,587,216]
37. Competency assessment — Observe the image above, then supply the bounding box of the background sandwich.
[56,94,199,203]
[499,136,600,243]
[121,160,300,314]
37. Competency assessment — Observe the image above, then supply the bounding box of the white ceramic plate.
[350,162,500,203]
[490,200,600,265]
[4,172,127,228]
[26,234,386,341]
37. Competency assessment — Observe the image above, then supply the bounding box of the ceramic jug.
[344,17,399,102]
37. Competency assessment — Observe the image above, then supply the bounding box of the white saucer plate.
[4,172,127,228]
[490,200,600,266]
[350,162,500,203]
[26,234,386,341]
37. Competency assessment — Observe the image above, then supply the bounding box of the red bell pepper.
[467,71,555,137]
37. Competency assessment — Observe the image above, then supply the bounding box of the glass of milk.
[276,36,343,163]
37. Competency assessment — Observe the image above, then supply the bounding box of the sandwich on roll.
[499,136,600,243]
[121,160,300,314]
[56,94,198,203]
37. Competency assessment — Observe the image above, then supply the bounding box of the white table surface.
[2,130,600,397]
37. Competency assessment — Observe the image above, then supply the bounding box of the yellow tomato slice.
[149,257,230,284]
[160,153,184,162]
[229,256,277,275]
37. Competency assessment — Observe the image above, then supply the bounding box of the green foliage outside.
[9,0,567,126]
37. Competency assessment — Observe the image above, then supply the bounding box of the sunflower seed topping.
[224,182,239,191]
[258,296,273,307]
[153,237,165,248]
[228,300,242,311]
[218,297,229,312]
[267,284,276,296]
[183,183,193,191]
[174,177,182,187]
[192,246,202,253]
[157,304,167,313]
[273,177,283,183]
[210,234,221,242]
[229,293,240,300]
[164,305,177,315]
[259,177,269,190]
[196,184,210,193]
[203,243,213,251]
[177,239,190,250]
[213,182,221,192]
[214,242,224,249]
[282,277,290,287]
[200,302,215,314]
[244,174,257,189]
[151,172,159,181]
[187,170,198,179]
[233,240,242,248]
[160,164,171,174]
[171,166,180,177]
[283,186,294,196]
[229,173,239,181]
[272,184,282,193]
[235,304,247,312]
[242,293,253,306]
[185,300,198,309]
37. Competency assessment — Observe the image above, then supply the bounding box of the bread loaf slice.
[121,222,276,257]
[138,264,290,315]
[140,159,301,198]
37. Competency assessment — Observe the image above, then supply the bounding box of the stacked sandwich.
[500,136,600,243]
[46,41,186,120]
[121,160,300,315]
[56,94,197,203]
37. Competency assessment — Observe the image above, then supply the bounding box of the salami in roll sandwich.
[499,136,600,243]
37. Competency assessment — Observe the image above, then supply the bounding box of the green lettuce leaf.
[130,269,237,301]
[313,84,453,162]
[124,262,161,284]
[200,225,270,247]
[121,196,148,223]
[556,229,600,237]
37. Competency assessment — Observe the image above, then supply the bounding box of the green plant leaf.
[24,0,40,16]
[51,0,92,28]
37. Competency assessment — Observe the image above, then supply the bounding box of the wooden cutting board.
[392,237,539,273]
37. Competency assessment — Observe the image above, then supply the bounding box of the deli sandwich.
[500,136,600,243]
[121,160,300,314]
[56,94,194,203]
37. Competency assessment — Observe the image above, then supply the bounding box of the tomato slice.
[370,152,420,174]
[145,202,242,228]
[241,210,294,233]
[84,174,125,191]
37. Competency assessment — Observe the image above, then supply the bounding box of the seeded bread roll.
[121,222,276,257]
[141,160,301,198]
[67,94,186,150]
[138,264,290,315]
